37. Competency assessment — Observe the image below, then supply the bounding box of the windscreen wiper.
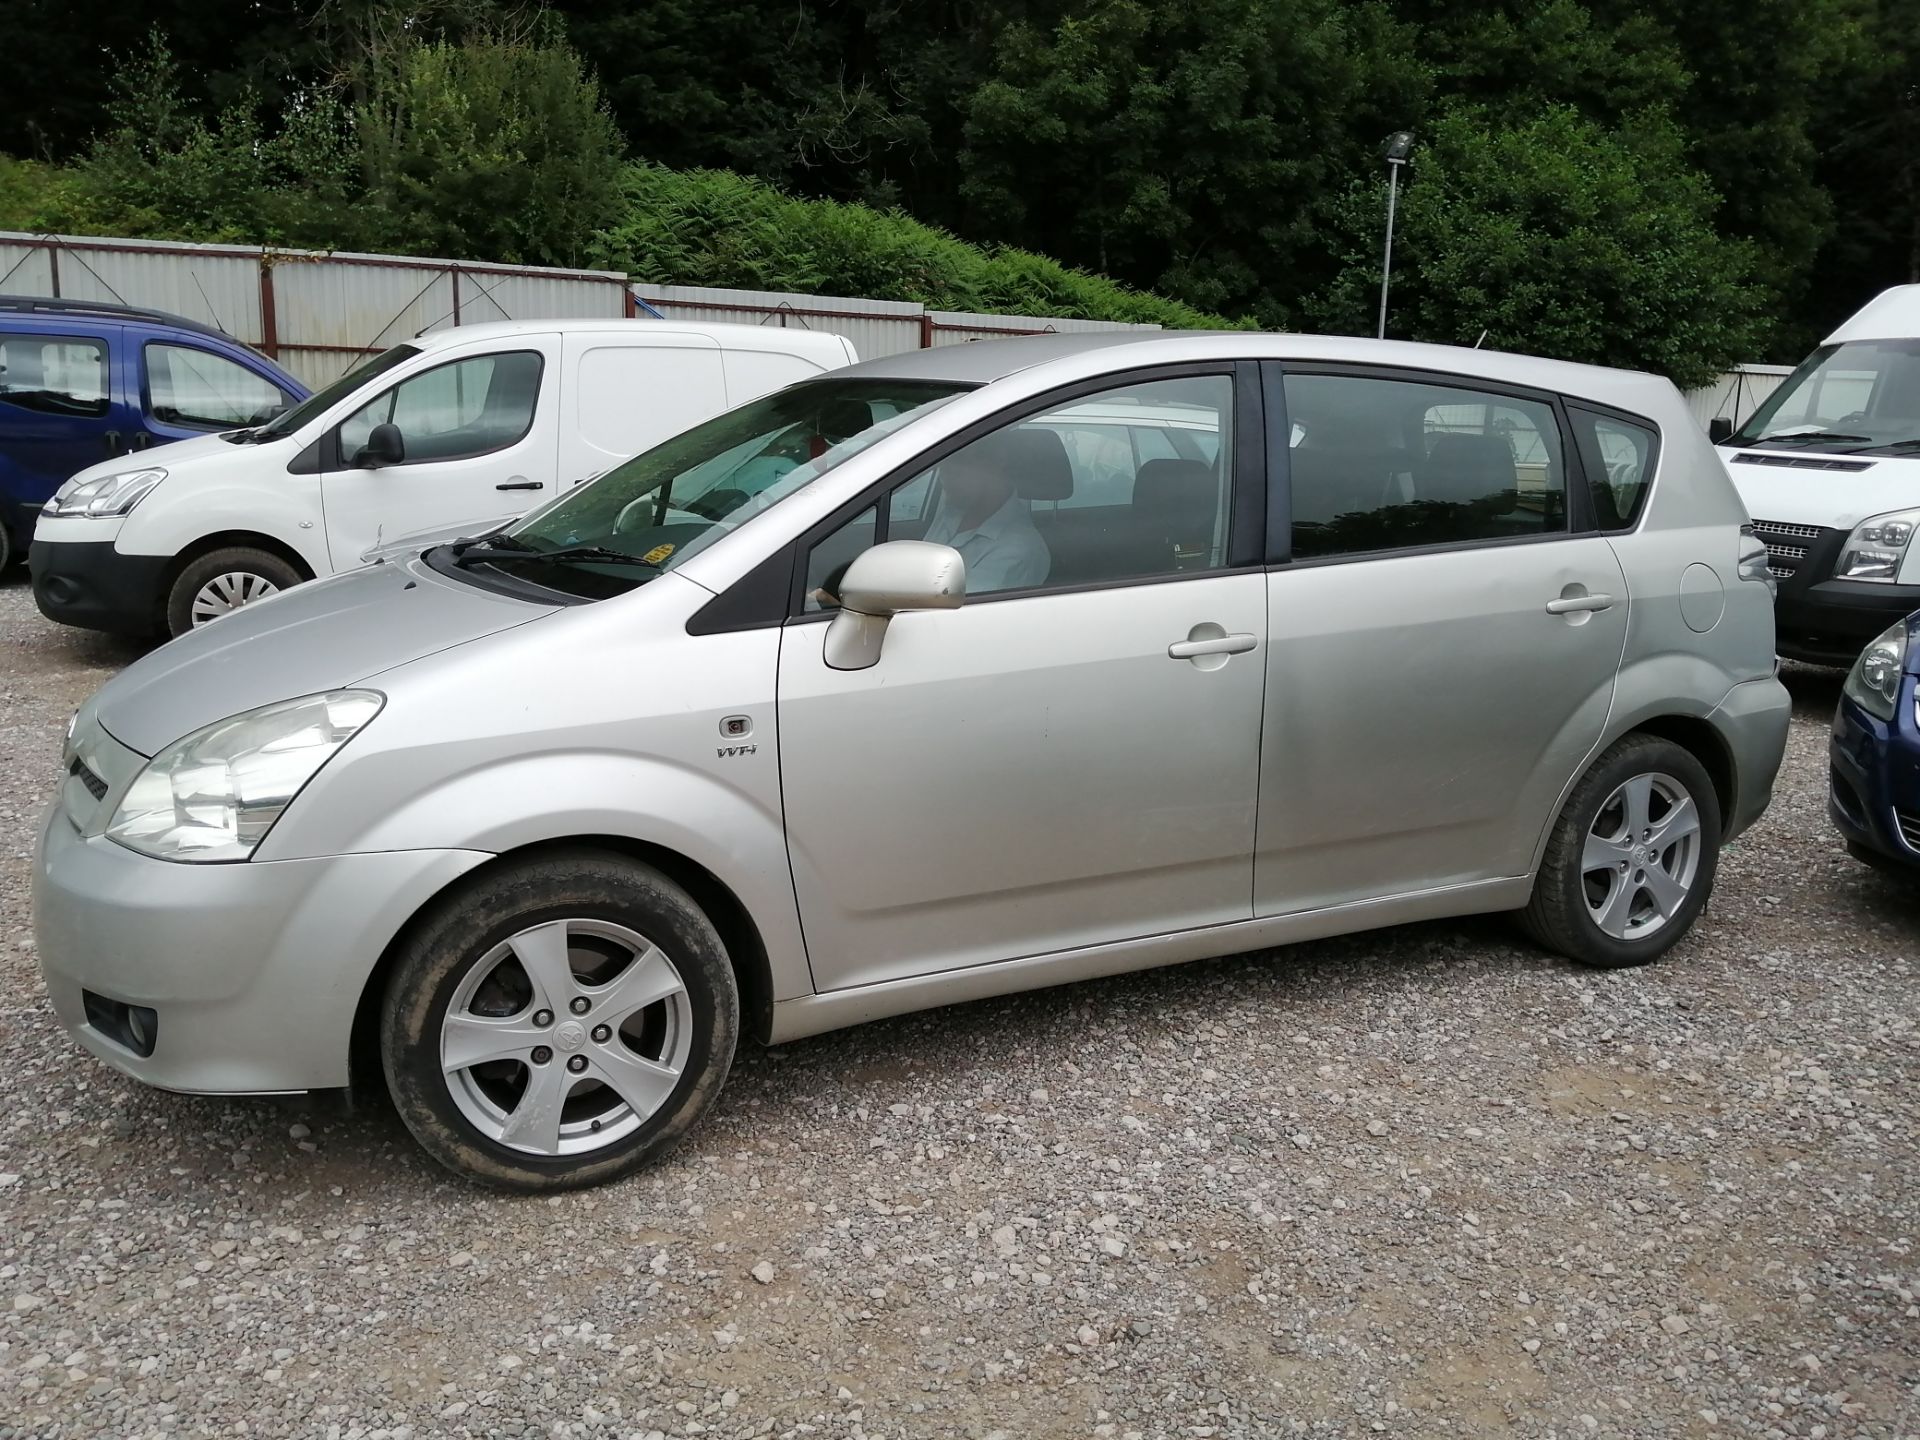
[1748,431,1874,446]
[450,540,661,571]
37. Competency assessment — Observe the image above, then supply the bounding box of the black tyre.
[1521,734,1722,969]
[380,849,738,1192]
[164,546,303,636]
[0,519,13,573]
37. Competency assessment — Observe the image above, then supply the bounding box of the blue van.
[0,297,307,569]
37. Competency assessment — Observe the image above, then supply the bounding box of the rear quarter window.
[1569,407,1659,531]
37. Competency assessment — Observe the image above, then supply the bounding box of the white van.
[1716,285,1920,663]
[29,319,857,636]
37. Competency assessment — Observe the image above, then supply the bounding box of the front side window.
[473,378,967,600]
[1730,339,1920,455]
[1285,373,1567,559]
[804,374,1235,608]
[337,351,543,465]
[0,333,108,417]
[145,343,289,429]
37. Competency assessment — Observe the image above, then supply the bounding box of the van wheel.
[380,850,738,1192]
[0,520,13,572]
[1521,735,1722,969]
[165,547,302,635]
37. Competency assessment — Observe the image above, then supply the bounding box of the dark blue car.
[0,296,306,569]
[1830,610,1920,869]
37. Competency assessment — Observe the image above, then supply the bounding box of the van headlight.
[107,691,383,862]
[44,467,168,517]
[1843,622,1907,722]
[1837,508,1920,581]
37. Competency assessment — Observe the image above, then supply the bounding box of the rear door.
[319,336,562,566]
[0,324,131,517]
[1254,364,1629,913]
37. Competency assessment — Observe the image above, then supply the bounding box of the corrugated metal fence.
[0,232,1158,387]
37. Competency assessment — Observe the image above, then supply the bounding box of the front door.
[776,371,1269,992]
[1255,366,1630,913]
[320,338,561,567]
[0,326,129,517]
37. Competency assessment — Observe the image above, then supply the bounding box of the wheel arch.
[1624,713,1736,837]
[346,835,778,1105]
[161,530,318,595]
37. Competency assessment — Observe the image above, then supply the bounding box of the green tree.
[956,0,1428,325]
[1311,106,1767,386]
[357,28,626,267]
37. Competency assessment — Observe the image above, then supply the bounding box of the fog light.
[82,990,158,1058]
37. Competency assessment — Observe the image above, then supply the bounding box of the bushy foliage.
[1308,107,1768,388]
[594,163,1237,329]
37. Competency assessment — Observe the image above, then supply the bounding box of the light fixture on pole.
[1376,130,1414,341]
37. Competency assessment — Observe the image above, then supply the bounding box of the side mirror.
[1707,416,1734,444]
[824,540,966,671]
[353,422,405,468]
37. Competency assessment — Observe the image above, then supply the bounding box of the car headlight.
[43,467,168,518]
[1837,507,1920,581]
[1843,621,1907,722]
[107,691,383,862]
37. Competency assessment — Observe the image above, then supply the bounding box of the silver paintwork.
[34,330,1792,1100]
[189,570,281,627]
[824,540,966,670]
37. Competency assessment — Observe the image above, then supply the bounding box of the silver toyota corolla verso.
[36,334,1792,1189]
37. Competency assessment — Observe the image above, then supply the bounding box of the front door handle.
[496,478,543,491]
[1168,632,1258,659]
[1545,593,1615,615]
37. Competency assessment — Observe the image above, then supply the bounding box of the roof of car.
[408,317,854,356]
[835,331,1676,411]
[0,293,241,344]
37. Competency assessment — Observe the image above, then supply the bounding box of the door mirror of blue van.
[354,423,405,469]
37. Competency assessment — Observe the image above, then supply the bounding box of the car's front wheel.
[165,546,303,635]
[1522,734,1722,969]
[381,850,738,1191]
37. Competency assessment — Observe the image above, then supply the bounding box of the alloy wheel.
[189,570,280,626]
[440,918,692,1156]
[1580,772,1702,941]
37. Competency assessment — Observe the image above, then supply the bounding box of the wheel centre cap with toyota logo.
[555,1020,587,1053]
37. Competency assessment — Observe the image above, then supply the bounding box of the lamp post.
[1376,130,1414,341]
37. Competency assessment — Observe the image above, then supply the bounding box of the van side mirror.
[824,541,966,671]
[353,422,405,468]
[1707,416,1734,444]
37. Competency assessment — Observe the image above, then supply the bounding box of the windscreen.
[461,377,967,600]
[246,345,420,439]
[1731,339,1920,455]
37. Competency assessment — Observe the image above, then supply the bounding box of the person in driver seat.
[922,431,1051,593]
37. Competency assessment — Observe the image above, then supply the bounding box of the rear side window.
[1283,372,1567,559]
[145,343,289,429]
[1570,407,1658,531]
[0,333,109,417]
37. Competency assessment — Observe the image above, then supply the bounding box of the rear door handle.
[1168,632,1258,659]
[1545,593,1615,615]
[496,478,543,491]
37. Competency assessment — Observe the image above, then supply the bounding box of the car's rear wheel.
[165,546,303,635]
[380,849,738,1191]
[1522,735,1722,969]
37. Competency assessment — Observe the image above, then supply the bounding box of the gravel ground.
[0,572,1915,1440]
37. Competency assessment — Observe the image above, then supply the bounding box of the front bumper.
[29,536,168,637]
[1828,685,1920,869]
[1776,580,1920,666]
[33,801,489,1094]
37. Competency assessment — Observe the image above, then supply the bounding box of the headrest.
[1423,433,1515,495]
[1132,458,1215,523]
[969,426,1074,500]
[817,397,874,443]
